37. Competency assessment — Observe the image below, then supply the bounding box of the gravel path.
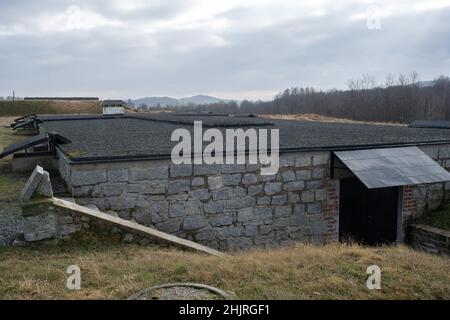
[0,204,24,246]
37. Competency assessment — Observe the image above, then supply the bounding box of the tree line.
[174,73,450,124]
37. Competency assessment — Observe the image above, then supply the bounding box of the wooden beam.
[50,197,224,257]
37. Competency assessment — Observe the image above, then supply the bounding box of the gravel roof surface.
[38,114,450,162]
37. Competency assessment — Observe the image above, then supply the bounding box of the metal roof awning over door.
[333,146,450,189]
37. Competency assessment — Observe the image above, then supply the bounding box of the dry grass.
[260,114,406,126]
[0,100,101,117]
[0,241,448,300]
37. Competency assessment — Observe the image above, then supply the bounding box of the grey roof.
[133,113,273,127]
[102,100,126,106]
[409,120,450,129]
[36,114,450,162]
[334,147,450,189]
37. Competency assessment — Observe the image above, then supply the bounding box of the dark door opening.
[339,178,399,245]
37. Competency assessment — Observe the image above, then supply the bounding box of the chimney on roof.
[102,100,126,115]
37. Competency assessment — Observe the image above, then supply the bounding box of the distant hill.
[132,95,233,107]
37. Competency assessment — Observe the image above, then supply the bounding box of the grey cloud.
[0,1,449,99]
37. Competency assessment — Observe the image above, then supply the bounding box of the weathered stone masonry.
[54,143,450,250]
[58,150,339,250]
[401,144,450,239]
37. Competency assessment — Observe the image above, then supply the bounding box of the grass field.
[0,240,449,300]
[0,100,101,117]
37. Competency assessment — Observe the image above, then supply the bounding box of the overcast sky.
[0,0,449,100]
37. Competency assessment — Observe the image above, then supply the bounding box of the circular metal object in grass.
[127,283,236,300]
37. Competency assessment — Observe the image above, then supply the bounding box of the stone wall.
[408,224,450,256]
[54,143,450,249]
[58,150,339,250]
[401,144,450,238]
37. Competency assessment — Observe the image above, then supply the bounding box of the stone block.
[156,218,181,233]
[23,213,56,242]
[109,168,129,182]
[182,216,208,231]
[133,207,153,225]
[264,182,282,195]
[274,206,292,218]
[168,179,190,194]
[313,168,326,179]
[271,194,287,206]
[130,166,168,181]
[191,177,205,187]
[294,204,306,214]
[37,171,53,198]
[195,229,217,241]
[307,180,324,189]
[141,180,167,194]
[237,207,255,222]
[226,197,255,209]
[208,176,223,190]
[20,166,46,201]
[169,203,185,217]
[288,192,300,203]
[295,155,311,167]
[281,170,296,182]
[260,225,272,235]
[248,184,263,196]
[245,225,258,237]
[72,169,107,186]
[194,164,221,175]
[254,207,273,220]
[170,164,192,177]
[279,158,294,167]
[222,164,246,174]
[242,173,258,185]
[257,196,271,205]
[185,200,202,215]
[150,200,169,213]
[72,186,92,197]
[212,187,235,201]
[284,181,304,192]
[107,195,137,210]
[103,184,125,197]
[312,153,329,166]
[273,218,289,229]
[223,174,241,186]
[204,200,225,214]
[210,214,233,227]
[190,188,211,201]
[218,226,244,239]
[296,169,311,180]
[301,191,314,203]
[126,184,141,193]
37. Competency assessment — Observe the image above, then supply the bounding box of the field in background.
[0,241,448,300]
[0,100,101,117]
[260,114,406,126]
